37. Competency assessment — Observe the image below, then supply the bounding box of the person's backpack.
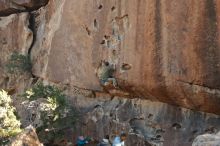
[77,136,88,146]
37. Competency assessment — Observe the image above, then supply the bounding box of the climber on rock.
[96,60,118,88]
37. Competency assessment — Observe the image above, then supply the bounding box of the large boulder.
[10,125,43,146]
[31,0,220,114]
[192,132,220,146]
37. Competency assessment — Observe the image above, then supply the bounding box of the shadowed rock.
[0,0,49,16]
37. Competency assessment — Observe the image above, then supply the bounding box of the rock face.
[18,99,47,128]
[31,0,220,114]
[192,132,220,146]
[0,0,49,16]
[63,89,220,146]
[0,12,32,57]
[10,125,43,146]
[1,0,220,146]
[0,12,33,94]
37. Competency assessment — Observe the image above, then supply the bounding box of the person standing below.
[120,133,126,146]
[112,133,126,146]
[77,136,88,146]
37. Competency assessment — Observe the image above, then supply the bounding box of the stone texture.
[0,12,33,94]
[0,11,37,145]
[192,132,220,146]
[0,0,49,16]
[125,134,153,146]
[10,125,43,146]
[62,89,220,146]
[18,98,47,128]
[31,0,220,114]
[1,0,220,145]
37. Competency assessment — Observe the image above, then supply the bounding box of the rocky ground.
[7,86,220,146]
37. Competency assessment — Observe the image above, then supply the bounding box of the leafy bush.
[24,82,66,107]
[6,52,32,74]
[0,90,21,144]
[24,83,78,143]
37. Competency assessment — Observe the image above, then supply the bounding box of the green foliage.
[24,83,78,143]
[0,90,21,144]
[37,106,78,143]
[24,82,66,107]
[6,52,32,74]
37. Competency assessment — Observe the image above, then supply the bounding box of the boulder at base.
[10,125,43,146]
[192,132,220,146]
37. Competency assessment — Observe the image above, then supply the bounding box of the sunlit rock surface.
[192,132,220,146]
[31,0,220,114]
[10,125,43,146]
